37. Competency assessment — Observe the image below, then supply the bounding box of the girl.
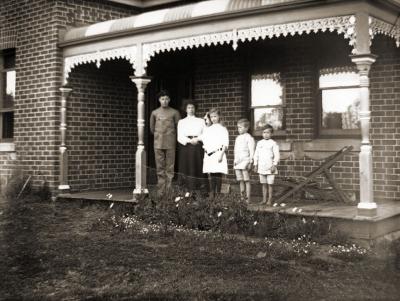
[197,108,229,199]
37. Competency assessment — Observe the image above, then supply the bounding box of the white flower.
[292,207,298,212]
[174,197,181,202]
[106,193,113,199]
[273,203,278,207]
[280,203,286,207]
[302,217,307,224]
[185,192,190,197]
[298,209,302,213]
[109,202,114,209]
[253,221,258,226]
[217,212,222,217]
[176,204,179,207]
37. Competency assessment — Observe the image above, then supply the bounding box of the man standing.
[150,90,181,194]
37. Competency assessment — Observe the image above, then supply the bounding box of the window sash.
[0,50,15,141]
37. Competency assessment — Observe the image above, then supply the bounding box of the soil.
[0,196,399,301]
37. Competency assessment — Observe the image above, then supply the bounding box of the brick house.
[1,0,399,220]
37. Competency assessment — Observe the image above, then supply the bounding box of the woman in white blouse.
[177,100,206,191]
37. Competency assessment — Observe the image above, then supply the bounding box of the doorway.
[145,52,194,184]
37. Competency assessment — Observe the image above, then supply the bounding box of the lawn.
[0,195,399,301]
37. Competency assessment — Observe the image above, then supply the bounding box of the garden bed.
[0,194,399,301]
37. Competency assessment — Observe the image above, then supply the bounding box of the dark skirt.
[178,143,205,191]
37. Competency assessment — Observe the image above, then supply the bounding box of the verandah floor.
[57,188,400,243]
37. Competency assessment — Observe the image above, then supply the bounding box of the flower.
[302,217,307,224]
[106,193,113,199]
[109,202,114,209]
[292,207,298,212]
[280,203,286,207]
[185,192,190,197]
[273,203,278,207]
[217,212,222,217]
[253,221,258,226]
[174,197,181,202]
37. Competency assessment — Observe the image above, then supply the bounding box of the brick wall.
[371,35,400,201]
[0,0,137,191]
[192,34,365,199]
[67,60,136,191]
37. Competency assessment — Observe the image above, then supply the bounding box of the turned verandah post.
[58,86,72,191]
[350,12,378,217]
[130,76,152,196]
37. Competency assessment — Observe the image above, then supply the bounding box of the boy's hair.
[261,123,274,133]
[157,89,170,99]
[237,118,250,129]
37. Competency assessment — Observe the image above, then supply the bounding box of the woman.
[177,100,206,192]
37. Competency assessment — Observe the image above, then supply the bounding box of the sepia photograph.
[0,0,399,300]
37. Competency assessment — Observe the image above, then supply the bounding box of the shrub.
[102,185,350,246]
[2,170,31,199]
[328,244,370,261]
[389,238,400,270]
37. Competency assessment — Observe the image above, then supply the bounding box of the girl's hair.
[261,123,274,133]
[237,118,250,128]
[208,108,226,126]
[209,108,220,116]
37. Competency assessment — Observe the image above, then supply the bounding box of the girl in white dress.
[197,108,229,199]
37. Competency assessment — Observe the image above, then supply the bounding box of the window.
[318,67,361,137]
[0,49,15,141]
[250,73,285,136]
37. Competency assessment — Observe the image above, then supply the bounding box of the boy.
[253,124,280,205]
[149,90,181,194]
[234,119,255,203]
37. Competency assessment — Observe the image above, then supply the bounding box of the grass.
[0,195,399,301]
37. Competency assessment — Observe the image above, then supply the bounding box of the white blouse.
[177,116,205,146]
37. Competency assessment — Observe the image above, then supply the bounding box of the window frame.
[249,72,286,137]
[0,49,15,143]
[317,67,361,138]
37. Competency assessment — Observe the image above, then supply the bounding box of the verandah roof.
[59,0,400,80]
[62,0,303,44]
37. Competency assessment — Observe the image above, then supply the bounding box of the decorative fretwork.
[63,46,137,83]
[141,29,237,75]
[141,15,357,73]
[369,17,400,47]
[237,15,357,50]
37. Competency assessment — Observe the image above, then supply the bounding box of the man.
[150,90,181,194]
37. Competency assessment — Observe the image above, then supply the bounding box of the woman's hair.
[182,99,197,111]
[237,118,250,129]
